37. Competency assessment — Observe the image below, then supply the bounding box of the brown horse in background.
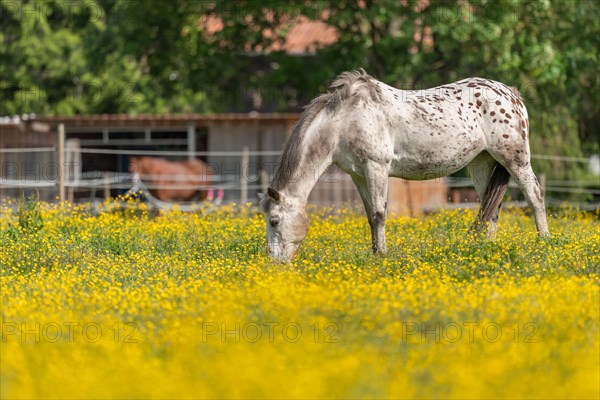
[129,157,212,201]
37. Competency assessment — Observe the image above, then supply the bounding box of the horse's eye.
[270,217,280,227]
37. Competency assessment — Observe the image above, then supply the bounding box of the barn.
[0,113,449,214]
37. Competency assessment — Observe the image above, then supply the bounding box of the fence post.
[241,146,249,204]
[58,123,65,202]
[65,138,82,203]
[260,169,269,195]
[539,173,546,200]
[103,172,110,200]
[404,179,414,216]
[187,122,196,161]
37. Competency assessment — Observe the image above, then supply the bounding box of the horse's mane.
[270,69,382,191]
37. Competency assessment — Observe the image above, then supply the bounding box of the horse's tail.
[480,162,510,222]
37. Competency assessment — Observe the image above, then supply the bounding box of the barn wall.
[207,120,288,201]
[0,123,57,201]
[388,178,448,216]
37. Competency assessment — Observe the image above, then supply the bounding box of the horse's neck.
[278,129,333,205]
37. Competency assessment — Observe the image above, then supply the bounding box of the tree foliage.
[1,0,598,179]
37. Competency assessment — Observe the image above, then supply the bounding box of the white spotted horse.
[259,69,549,262]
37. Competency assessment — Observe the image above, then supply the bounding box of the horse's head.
[258,188,309,262]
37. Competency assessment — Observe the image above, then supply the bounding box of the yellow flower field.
[1,200,599,399]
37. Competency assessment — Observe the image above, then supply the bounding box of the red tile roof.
[202,2,433,55]
[203,14,338,55]
[267,17,338,55]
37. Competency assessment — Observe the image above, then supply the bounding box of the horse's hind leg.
[488,145,550,237]
[467,152,508,237]
[505,163,550,237]
[351,161,389,254]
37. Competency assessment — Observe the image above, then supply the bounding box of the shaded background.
[1,0,598,195]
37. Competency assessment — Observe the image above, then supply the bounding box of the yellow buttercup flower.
[0,201,598,399]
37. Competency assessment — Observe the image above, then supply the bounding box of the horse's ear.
[267,187,282,202]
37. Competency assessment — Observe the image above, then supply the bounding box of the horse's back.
[330,74,531,180]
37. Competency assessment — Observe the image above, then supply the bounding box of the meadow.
[1,199,599,399]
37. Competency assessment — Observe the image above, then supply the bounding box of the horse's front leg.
[353,161,390,254]
[369,207,387,254]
